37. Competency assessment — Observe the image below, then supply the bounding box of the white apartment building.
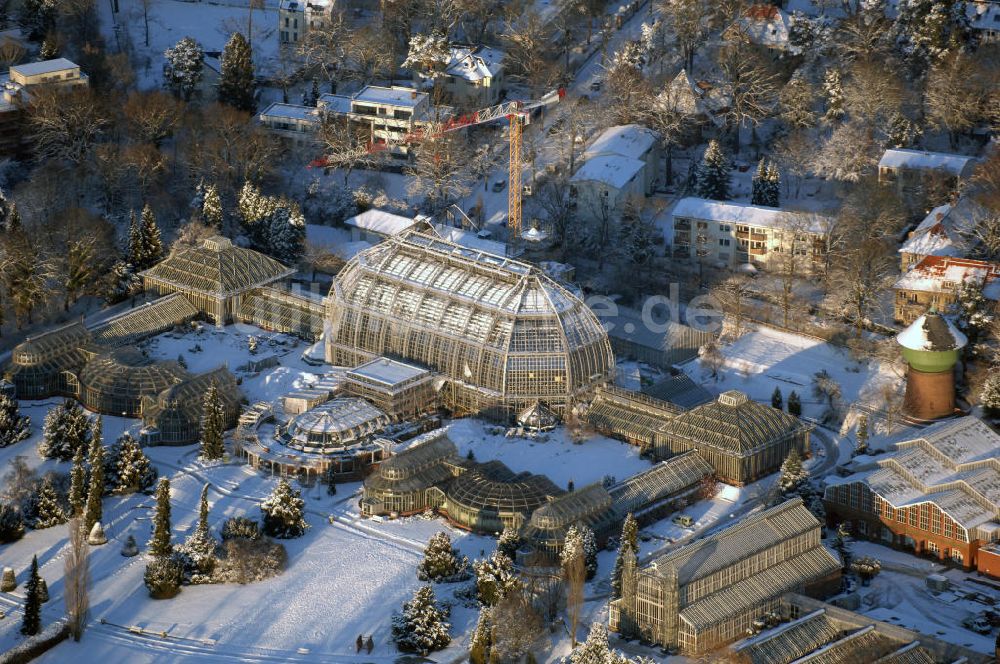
[670,198,829,272]
[570,124,662,224]
[278,0,332,45]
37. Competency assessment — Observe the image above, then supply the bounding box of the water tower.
[896,310,966,420]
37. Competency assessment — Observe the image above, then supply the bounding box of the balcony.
[749,246,766,256]
[736,230,749,239]
[751,232,767,242]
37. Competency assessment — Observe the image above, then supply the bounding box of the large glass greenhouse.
[78,347,189,417]
[442,460,563,533]
[325,231,614,418]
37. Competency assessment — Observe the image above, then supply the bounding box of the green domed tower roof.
[896,310,966,373]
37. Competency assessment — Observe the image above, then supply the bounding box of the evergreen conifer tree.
[856,413,869,454]
[751,158,768,206]
[823,68,844,121]
[417,531,469,582]
[178,484,217,582]
[200,383,225,461]
[765,161,781,207]
[108,433,157,494]
[32,475,67,529]
[472,550,519,606]
[202,183,223,228]
[135,204,164,269]
[260,478,308,538]
[610,513,639,599]
[392,585,451,654]
[0,503,24,543]
[693,140,730,201]
[497,527,519,560]
[772,386,783,410]
[469,607,493,664]
[981,370,1000,417]
[779,448,808,494]
[218,32,256,113]
[569,622,623,664]
[38,399,90,460]
[150,478,172,557]
[0,393,30,448]
[84,435,104,532]
[163,36,205,101]
[788,390,802,416]
[20,555,41,636]
[69,445,86,516]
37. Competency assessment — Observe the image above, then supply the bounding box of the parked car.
[672,514,694,527]
[963,615,993,634]
[492,180,506,192]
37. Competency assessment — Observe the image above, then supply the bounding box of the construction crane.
[312,88,565,253]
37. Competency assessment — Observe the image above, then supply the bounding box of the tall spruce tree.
[392,585,451,654]
[149,477,172,557]
[178,484,217,582]
[417,531,469,582]
[0,393,30,447]
[202,183,223,229]
[610,513,638,599]
[38,399,91,461]
[693,140,730,201]
[218,32,256,113]
[21,555,41,636]
[69,445,87,516]
[84,434,104,532]
[765,161,781,207]
[32,475,67,529]
[751,158,769,206]
[163,36,205,101]
[260,478,308,539]
[468,606,494,664]
[109,433,157,494]
[200,383,225,461]
[772,386,784,410]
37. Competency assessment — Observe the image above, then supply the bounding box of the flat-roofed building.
[878,148,976,193]
[0,58,88,156]
[610,498,841,655]
[344,356,438,419]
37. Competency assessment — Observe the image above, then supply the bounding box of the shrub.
[144,555,184,599]
[0,502,25,543]
[220,516,261,541]
[213,537,287,584]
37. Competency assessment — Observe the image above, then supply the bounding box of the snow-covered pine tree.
[417,531,469,582]
[39,33,58,60]
[610,513,638,599]
[260,478,308,539]
[189,180,205,222]
[149,477,172,557]
[108,433,157,494]
[21,555,41,636]
[569,622,627,664]
[472,550,519,606]
[19,0,55,41]
[751,158,768,206]
[980,369,1000,417]
[693,140,730,201]
[200,382,225,461]
[38,399,90,461]
[957,279,993,350]
[163,36,205,101]
[578,525,598,581]
[84,434,104,532]
[139,204,164,269]
[307,78,320,107]
[263,200,306,263]
[177,484,217,582]
[218,32,256,113]
[202,183,223,229]
[497,527,519,560]
[32,475,66,529]
[772,386,784,410]
[0,393,30,447]
[823,68,844,122]
[856,413,869,454]
[144,554,183,599]
[104,260,142,305]
[779,448,808,494]
[765,161,781,207]
[69,445,86,517]
[391,585,451,654]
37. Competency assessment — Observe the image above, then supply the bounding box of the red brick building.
[824,417,1000,571]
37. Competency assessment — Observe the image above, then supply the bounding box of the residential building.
[898,202,979,271]
[278,0,331,45]
[877,148,977,191]
[343,209,426,242]
[725,4,793,53]
[968,0,1000,41]
[258,102,320,144]
[0,58,89,156]
[653,390,812,486]
[663,69,729,139]
[609,498,841,655]
[416,45,504,108]
[670,197,829,272]
[824,416,1000,572]
[570,124,662,224]
[892,255,1000,325]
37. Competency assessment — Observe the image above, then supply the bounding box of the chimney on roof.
[936,212,944,221]
[411,90,417,99]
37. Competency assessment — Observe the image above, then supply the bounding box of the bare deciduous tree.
[406,131,473,213]
[64,518,90,641]
[562,542,585,648]
[123,91,183,148]
[27,87,109,167]
[924,52,997,148]
[658,0,705,71]
[717,43,779,153]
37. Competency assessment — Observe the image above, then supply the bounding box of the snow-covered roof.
[672,197,829,234]
[11,58,78,78]
[345,209,419,237]
[278,0,330,12]
[878,148,976,176]
[347,357,431,387]
[444,45,503,82]
[570,154,645,190]
[430,223,508,256]
[259,102,319,123]
[354,85,427,108]
[832,417,1000,533]
[968,0,1000,33]
[893,255,1000,298]
[584,124,659,162]
[731,4,792,49]
[663,70,729,126]
[896,311,967,352]
[898,203,970,259]
[317,93,352,114]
